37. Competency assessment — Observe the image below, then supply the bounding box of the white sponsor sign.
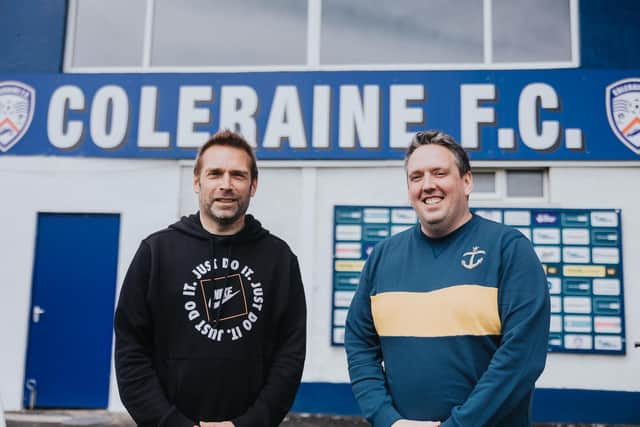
[550,296,562,313]
[334,291,356,308]
[594,335,622,351]
[336,224,362,241]
[333,309,348,326]
[335,242,361,259]
[592,247,620,264]
[563,297,592,314]
[475,210,502,223]
[504,210,531,226]
[333,328,345,344]
[562,247,590,263]
[533,228,561,244]
[562,228,590,245]
[594,316,622,333]
[564,315,592,332]
[593,279,621,296]
[534,246,561,263]
[564,334,593,350]
[550,315,563,333]
[391,209,417,224]
[547,277,561,294]
[363,208,390,223]
[591,211,618,227]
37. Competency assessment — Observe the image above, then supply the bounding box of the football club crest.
[606,78,640,154]
[0,81,36,153]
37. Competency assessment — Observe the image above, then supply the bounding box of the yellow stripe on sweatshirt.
[371,285,501,337]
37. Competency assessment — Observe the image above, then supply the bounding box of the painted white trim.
[483,0,493,65]
[570,0,581,66]
[65,60,580,74]
[63,0,79,72]
[306,0,321,66]
[141,0,155,68]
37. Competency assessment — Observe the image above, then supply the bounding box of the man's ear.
[463,172,473,197]
[250,178,258,197]
[193,174,200,193]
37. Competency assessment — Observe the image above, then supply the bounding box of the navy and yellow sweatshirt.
[345,215,550,427]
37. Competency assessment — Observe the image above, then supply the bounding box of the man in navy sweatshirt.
[345,130,550,427]
[115,130,306,427]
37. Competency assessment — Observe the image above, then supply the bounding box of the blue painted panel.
[292,383,640,424]
[0,0,67,72]
[580,0,640,69]
[23,213,120,408]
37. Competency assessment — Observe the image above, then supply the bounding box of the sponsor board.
[504,210,531,226]
[592,247,620,264]
[334,291,356,308]
[594,335,623,351]
[594,316,622,334]
[547,277,562,294]
[563,297,592,314]
[562,247,590,264]
[336,224,362,241]
[593,279,621,296]
[335,242,362,259]
[533,228,561,245]
[333,309,348,326]
[562,228,590,245]
[391,209,417,224]
[363,208,390,223]
[535,246,561,263]
[564,334,593,350]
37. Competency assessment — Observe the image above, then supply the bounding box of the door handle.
[32,306,45,323]
[26,378,37,409]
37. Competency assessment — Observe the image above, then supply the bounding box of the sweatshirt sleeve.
[114,241,194,427]
[345,256,403,427]
[441,235,550,427]
[232,255,307,427]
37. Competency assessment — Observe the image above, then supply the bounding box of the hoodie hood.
[169,213,269,243]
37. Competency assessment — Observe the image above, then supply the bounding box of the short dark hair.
[404,130,471,176]
[194,129,258,180]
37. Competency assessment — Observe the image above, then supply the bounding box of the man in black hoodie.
[115,130,307,427]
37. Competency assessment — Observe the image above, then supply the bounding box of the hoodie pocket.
[165,356,264,422]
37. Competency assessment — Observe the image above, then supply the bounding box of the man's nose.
[220,172,232,188]
[422,175,435,191]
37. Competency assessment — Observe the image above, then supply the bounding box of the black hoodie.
[115,214,306,427]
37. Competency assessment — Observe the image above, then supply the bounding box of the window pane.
[321,0,483,65]
[72,0,146,67]
[506,170,543,197]
[473,172,496,193]
[152,0,307,66]
[492,0,571,62]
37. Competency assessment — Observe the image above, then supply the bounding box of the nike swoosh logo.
[212,289,241,309]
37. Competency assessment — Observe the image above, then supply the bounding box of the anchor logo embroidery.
[461,246,486,269]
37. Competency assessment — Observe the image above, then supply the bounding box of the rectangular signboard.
[1,70,640,160]
[331,206,626,355]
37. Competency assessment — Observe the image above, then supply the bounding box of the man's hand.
[198,422,235,427]
[391,420,440,426]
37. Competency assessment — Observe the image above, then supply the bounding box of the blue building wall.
[580,0,640,68]
[0,0,67,72]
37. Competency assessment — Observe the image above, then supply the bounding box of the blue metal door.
[23,213,120,408]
